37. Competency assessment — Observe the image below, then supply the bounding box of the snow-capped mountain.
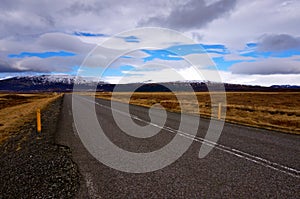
[15,75,103,84]
[0,75,299,92]
[0,75,107,92]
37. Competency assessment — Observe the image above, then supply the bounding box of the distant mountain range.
[0,75,299,92]
[0,75,104,92]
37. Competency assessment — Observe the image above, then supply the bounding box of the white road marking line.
[85,173,102,199]
[72,122,78,137]
[76,96,300,178]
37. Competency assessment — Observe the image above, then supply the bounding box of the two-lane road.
[56,94,300,198]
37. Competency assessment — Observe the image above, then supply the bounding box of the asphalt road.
[56,94,300,198]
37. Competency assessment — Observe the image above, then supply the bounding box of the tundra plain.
[0,93,62,144]
[91,92,300,134]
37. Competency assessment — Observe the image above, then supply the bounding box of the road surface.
[56,94,300,198]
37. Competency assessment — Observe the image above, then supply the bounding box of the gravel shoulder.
[0,95,80,198]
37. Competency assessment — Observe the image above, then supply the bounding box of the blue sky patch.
[73,32,108,37]
[78,65,136,77]
[270,50,300,58]
[201,44,229,54]
[141,43,229,62]
[240,42,300,58]
[166,44,205,56]
[240,51,272,58]
[142,49,184,62]
[102,65,135,76]
[240,49,300,58]
[167,44,229,56]
[120,55,133,59]
[246,43,257,48]
[8,51,76,58]
[123,36,140,43]
[212,57,253,71]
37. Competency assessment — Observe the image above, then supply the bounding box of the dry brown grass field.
[0,93,62,144]
[90,92,300,134]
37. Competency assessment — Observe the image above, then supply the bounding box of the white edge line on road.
[84,173,102,199]
[77,96,300,178]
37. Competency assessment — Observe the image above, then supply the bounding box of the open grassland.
[0,93,63,144]
[89,92,300,134]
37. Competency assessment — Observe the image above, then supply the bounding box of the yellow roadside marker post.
[218,103,222,120]
[37,108,41,133]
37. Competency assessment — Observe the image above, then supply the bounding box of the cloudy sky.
[1,0,300,86]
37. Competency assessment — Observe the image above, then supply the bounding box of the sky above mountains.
[0,0,300,86]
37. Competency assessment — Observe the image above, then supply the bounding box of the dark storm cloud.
[229,58,300,75]
[0,0,19,10]
[0,60,19,72]
[231,33,300,75]
[139,0,237,30]
[0,0,61,39]
[258,34,300,51]
[61,1,108,16]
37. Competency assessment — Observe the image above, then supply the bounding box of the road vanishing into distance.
[56,94,300,198]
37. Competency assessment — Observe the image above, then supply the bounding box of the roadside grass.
[87,92,300,134]
[0,93,63,144]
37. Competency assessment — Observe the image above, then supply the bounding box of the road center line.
[76,96,300,178]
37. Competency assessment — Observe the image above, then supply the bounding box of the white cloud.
[139,0,237,31]
[199,0,300,49]
[229,56,300,75]
[220,71,300,86]
[104,66,300,86]
[0,32,95,73]
[0,0,300,86]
